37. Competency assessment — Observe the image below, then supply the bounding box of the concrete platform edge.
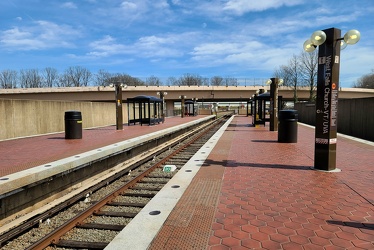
[0,116,215,197]
[104,116,234,250]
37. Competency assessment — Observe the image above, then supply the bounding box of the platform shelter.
[252,92,283,126]
[127,95,163,125]
[184,100,197,116]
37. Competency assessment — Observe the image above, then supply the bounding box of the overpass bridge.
[1,86,373,104]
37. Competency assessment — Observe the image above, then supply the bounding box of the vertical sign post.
[314,28,341,171]
[160,92,165,123]
[115,84,123,130]
[269,78,279,131]
[181,95,185,118]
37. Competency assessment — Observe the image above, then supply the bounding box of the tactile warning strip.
[148,167,224,249]
[148,120,235,249]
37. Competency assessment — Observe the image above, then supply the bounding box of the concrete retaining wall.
[0,99,126,140]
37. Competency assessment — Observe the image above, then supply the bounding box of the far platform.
[0,115,210,177]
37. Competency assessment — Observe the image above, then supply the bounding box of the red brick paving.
[149,115,374,249]
[0,116,205,177]
[1,115,373,249]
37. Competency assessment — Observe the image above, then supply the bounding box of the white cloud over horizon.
[0,0,373,87]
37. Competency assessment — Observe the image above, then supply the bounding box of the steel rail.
[26,115,228,250]
[1,116,217,247]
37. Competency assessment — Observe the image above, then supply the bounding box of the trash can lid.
[279,110,298,120]
[65,110,82,119]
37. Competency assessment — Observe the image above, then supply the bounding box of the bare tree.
[353,69,374,89]
[94,69,112,86]
[275,55,302,103]
[0,70,18,89]
[287,55,302,103]
[210,76,223,86]
[19,69,43,88]
[223,77,238,87]
[109,73,144,86]
[166,77,178,86]
[146,75,162,86]
[60,66,92,87]
[58,72,73,87]
[43,67,59,87]
[202,77,209,86]
[300,50,318,102]
[274,65,291,86]
[178,73,203,86]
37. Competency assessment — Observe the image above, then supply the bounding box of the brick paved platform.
[149,116,374,250]
[0,116,207,177]
[1,115,373,249]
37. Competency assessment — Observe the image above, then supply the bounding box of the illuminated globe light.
[344,29,361,45]
[311,30,326,46]
[303,39,316,52]
[265,78,284,85]
[340,40,348,50]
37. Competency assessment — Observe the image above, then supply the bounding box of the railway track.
[1,113,232,250]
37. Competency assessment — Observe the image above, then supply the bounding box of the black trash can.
[278,110,298,143]
[65,111,82,139]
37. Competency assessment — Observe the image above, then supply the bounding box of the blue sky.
[0,0,373,87]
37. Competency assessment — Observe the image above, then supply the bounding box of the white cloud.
[134,32,199,58]
[189,39,295,71]
[0,0,371,87]
[0,21,80,50]
[339,46,374,86]
[114,0,172,25]
[171,0,181,5]
[154,0,169,9]
[61,2,78,9]
[87,32,198,59]
[119,0,170,14]
[0,28,45,49]
[138,36,169,45]
[121,1,138,11]
[223,0,303,15]
[88,35,129,57]
[192,42,263,56]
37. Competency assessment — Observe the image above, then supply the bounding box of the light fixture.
[108,83,127,89]
[304,29,360,52]
[311,30,326,46]
[340,40,348,50]
[265,79,272,85]
[302,27,360,172]
[265,78,283,85]
[344,29,361,45]
[303,39,316,52]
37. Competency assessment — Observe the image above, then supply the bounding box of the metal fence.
[294,97,374,142]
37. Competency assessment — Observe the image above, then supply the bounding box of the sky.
[0,0,373,88]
